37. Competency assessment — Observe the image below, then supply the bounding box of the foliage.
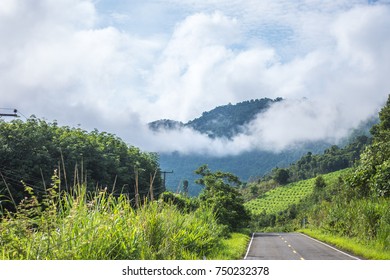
[273,168,290,185]
[314,175,326,191]
[0,177,223,260]
[159,191,199,212]
[209,232,250,260]
[195,165,250,232]
[0,117,163,209]
[348,94,390,198]
[300,229,390,260]
[266,136,371,184]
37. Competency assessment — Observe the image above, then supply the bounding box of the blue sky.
[1,0,390,154]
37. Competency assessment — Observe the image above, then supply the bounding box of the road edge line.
[244,233,255,260]
[298,232,361,260]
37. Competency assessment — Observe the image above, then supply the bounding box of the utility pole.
[161,170,173,190]
[0,109,18,117]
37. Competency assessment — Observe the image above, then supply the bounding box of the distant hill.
[186,98,283,138]
[148,119,184,131]
[149,98,376,196]
[149,97,282,138]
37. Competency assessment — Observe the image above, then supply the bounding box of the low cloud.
[1,1,389,156]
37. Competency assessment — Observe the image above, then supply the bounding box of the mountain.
[148,119,184,131]
[186,98,282,138]
[149,98,375,196]
[149,97,282,138]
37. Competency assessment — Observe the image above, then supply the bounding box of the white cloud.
[146,11,277,121]
[1,1,389,155]
[0,0,161,129]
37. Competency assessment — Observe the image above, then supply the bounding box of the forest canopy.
[0,117,162,209]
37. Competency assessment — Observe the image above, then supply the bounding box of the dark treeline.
[268,135,372,185]
[0,117,163,210]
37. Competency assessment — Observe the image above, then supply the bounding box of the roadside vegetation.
[242,96,390,259]
[1,163,249,260]
[0,172,225,260]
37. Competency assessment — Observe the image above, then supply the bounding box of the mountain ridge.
[148,97,283,139]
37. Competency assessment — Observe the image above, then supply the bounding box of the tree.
[195,165,250,232]
[314,176,326,191]
[274,168,290,185]
[349,94,390,198]
[371,94,390,138]
[312,175,327,202]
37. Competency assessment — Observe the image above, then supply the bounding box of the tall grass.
[307,197,390,255]
[209,232,250,260]
[0,175,222,260]
[300,229,390,260]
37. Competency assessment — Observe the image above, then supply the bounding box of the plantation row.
[245,169,352,216]
[244,178,315,215]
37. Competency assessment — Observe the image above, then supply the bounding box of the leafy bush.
[159,191,199,212]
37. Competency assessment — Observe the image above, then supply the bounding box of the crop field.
[244,169,351,215]
[245,179,315,215]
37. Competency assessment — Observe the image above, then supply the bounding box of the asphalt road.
[244,232,360,260]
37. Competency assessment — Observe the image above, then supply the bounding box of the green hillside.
[245,169,351,216]
[245,177,314,216]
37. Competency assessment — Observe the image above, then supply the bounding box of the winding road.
[244,232,360,260]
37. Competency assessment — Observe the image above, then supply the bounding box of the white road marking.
[298,233,361,260]
[280,234,305,260]
[244,233,255,260]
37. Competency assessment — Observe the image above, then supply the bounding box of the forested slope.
[0,118,163,209]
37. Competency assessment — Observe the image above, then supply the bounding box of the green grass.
[210,232,250,260]
[0,180,226,260]
[300,229,390,260]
